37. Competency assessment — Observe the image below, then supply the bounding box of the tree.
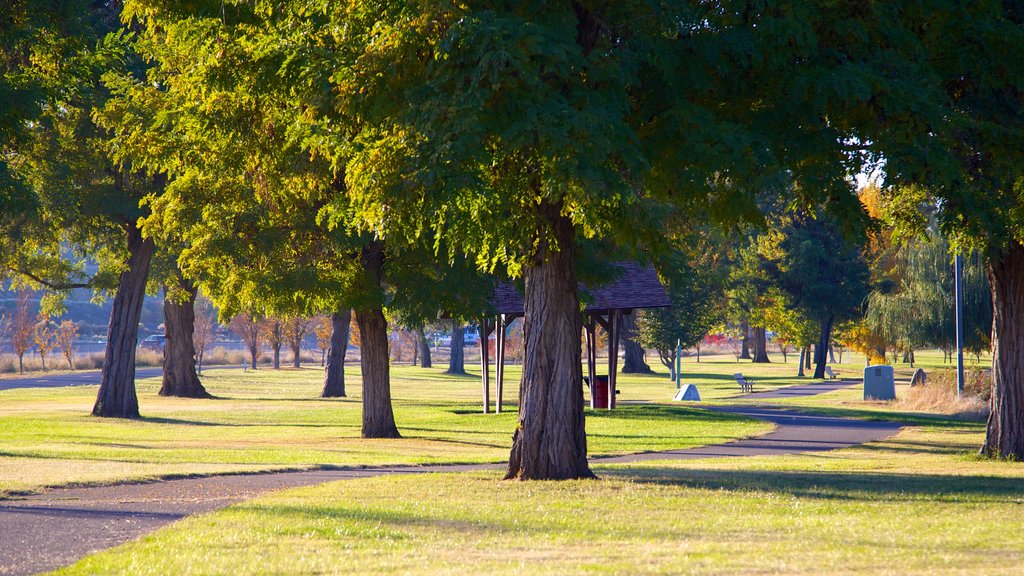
[416,326,432,369]
[636,263,723,380]
[229,313,262,370]
[758,288,819,376]
[322,310,351,398]
[100,2,498,440]
[33,314,55,371]
[1,2,168,418]
[333,1,928,479]
[11,290,34,374]
[283,316,314,369]
[56,320,78,370]
[761,213,871,379]
[446,320,466,376]
[620,313,653,374]
[159,277,211,398]
[871,5,1024,458]
[261,318,285,370]
[192,294,216,376]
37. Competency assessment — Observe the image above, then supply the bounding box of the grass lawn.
[55,423,1024,575]
[0,362,769,497]
[13,348,1018,575]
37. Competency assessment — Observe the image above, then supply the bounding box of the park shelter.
[479,262,670,413]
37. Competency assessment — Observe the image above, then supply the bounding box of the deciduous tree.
[56,320,78,370]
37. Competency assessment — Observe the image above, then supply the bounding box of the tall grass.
[899,368,989,420]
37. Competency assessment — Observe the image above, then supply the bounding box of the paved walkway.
[0,365,244,392]
[0,368,165,392]
[0,379,900,575]
[744,378,859,399]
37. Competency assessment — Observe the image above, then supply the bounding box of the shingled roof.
[491,262,670,314]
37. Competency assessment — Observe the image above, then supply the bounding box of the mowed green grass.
[55,423,1024,576]
[0,361,769,496]
[21,349,1021,575]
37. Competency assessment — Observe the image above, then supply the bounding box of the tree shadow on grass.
[604,467,1024,503]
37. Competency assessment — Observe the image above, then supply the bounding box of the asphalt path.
[743,378,861,399]
[0,366,243,392]
[0,379,901,575]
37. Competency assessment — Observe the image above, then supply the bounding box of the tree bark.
[506,208,593,480]
[797,348,806,377]
[248,344,259,369]
[446,320,466,374]
[982,241,1024,458]
[416,326,432,368]
[321,308,350,398]
[92,224,154,418]
[159,278,211,398]
[620,313,652,373]
[739,317,751,359]
[291,343,302,368]
[356,242,400,438]
[812,316,834,379]
[272,344,281,369]
[751,325,770,363]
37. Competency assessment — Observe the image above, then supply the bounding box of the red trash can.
[588,376,610,409]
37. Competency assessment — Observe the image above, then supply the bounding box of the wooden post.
[584,315,596,409]
[607,310,621,410]
[480,317,490,414]
[496,314,506,413]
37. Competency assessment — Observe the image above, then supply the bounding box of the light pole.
[955,254,965,397]
[675,338,681,389]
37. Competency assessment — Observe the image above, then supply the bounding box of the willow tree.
[333,1,921,479]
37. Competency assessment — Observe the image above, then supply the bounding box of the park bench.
[734,373,754,393]
[824,366,840,380]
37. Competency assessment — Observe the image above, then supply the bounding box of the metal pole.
[955,253,965,398]
[675,338,681,389]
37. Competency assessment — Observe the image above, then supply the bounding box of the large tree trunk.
[416,326,432,368]
[159,277,211,398]
[751,325,770,363]
[983,242,1024,458]
[356,242,400,438]
[739,317,751,359]
[797,348,806,377]
[812,316,834,379]
[321,308,351,398]
[506,208,592,481]
[292,343,302,368]
[620,313,652,373]
[92,224,154,418]
[446,320,466,374]
[272,344,281,369]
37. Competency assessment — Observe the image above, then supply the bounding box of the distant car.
[139,334,166,352]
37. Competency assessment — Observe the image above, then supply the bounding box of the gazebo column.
[495,314,507,413]
[584,315,597,409]
[607,309,623,410]
[479,317,495,413]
